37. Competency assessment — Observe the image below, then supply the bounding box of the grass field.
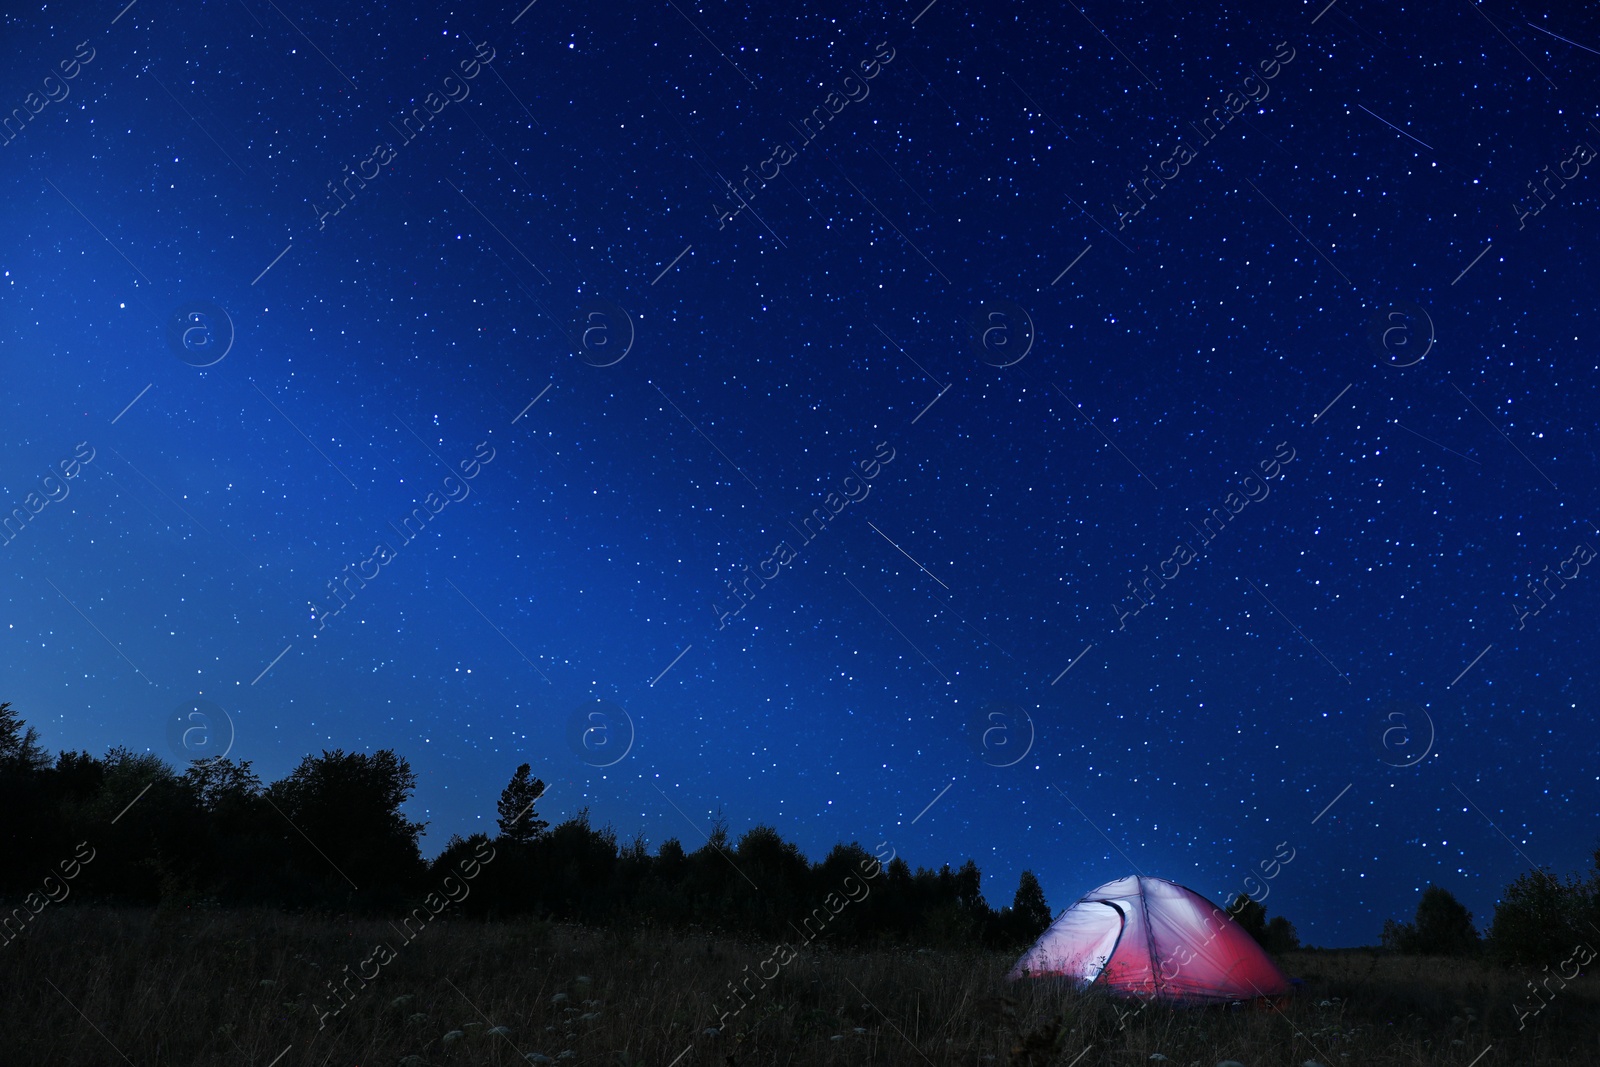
[4,906,1596,1065]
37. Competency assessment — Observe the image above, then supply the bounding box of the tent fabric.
[1006,875,1292,1004]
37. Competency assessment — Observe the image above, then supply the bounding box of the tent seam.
[1141,876,1163,997]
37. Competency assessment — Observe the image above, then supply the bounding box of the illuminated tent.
[1006,875,1292,1004]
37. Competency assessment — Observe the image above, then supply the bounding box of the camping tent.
[1007,875,1292,1004]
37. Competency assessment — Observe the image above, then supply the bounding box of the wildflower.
[551,993,570,1005]
[487,1025,513,1036]
[525,1055,554,1065]
[392,994,415,1008]
[442,1029,465,1045]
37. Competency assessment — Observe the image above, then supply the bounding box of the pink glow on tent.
[1007,875,1292,1004]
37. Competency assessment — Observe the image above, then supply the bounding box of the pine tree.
[496,763,549,844]
[1010,870,1053,941]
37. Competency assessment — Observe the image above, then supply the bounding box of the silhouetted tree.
[1224,894,1299,954]
[1487,864,1593,967]
[538,808,619,919]
[682,814,739,919]
[1418,885,1478,954]
[429,832,498,917]
[495,763,549,845]
[955,859,987,916]
[80,747,205,905]
[733,825,810,934]
[1003,870,1053,945]
[656,837,686,878]
[1228,894,1268,942]
[879,857,916,938]
[1263,914,1301,953]
[182,757,262,812]
[0,705,59,892]
[636,837,690,924]
[52,750,105,799]
[266,748,427,906]
[0,696,1227,947]
[809,842,883,940]
[0,702,50,775]
[1383,886,1479,956]
[1382,889,1478,953]
[179,756,282,906]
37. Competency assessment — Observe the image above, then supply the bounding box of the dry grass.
[3,907,1596,1065]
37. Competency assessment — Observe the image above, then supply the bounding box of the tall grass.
[3,907,1595,1065]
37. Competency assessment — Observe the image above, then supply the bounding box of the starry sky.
[1,0,1597,947]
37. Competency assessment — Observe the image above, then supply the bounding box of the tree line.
[1379,855,1600,968]
[0,703,1052,948]
[6,701,1590,966]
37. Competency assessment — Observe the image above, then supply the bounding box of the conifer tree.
[1010,870,1053,940]
[496,763,549,844]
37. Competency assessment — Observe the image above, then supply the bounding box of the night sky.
[2,0,1597,948]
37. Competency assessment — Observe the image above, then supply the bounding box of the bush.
[1487,866,1594,968]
